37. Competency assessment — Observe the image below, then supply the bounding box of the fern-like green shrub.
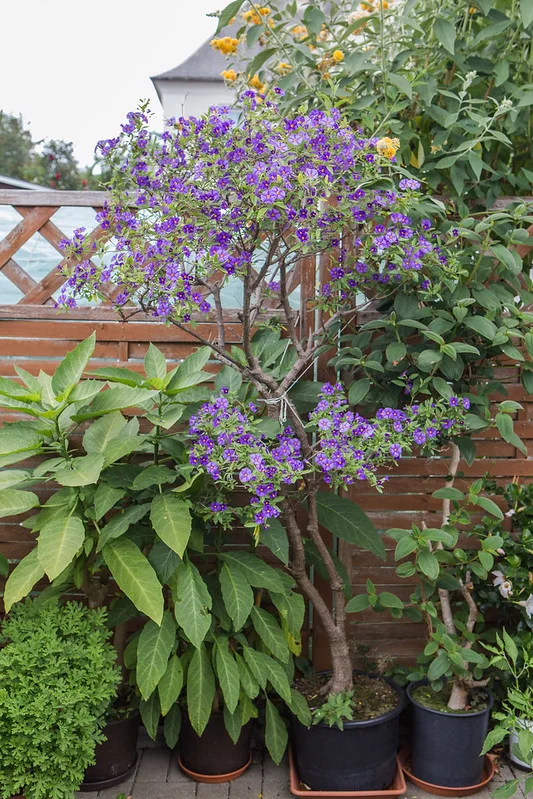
[0,600,120,799]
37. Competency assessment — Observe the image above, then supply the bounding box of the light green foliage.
[0,600,120,799]
[312,690,355,731]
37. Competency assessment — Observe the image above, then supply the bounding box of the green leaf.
[315,492,385,560]
[456,437,476,466]
[74,387,157,420]
[0,426,42,456]
[345,594,370,613]
[93,484,126,521]
[148,539,180,583]
[219,561,254,631]
[465,317,497,340]
[475,496,504,520]
[139,692,161,740]
[432,377,453,399]
[418,349,442,372]
[3,549,44,612]
[172,561,212,648]
[150,494,191,557]
[490,244,521,276]
[0,470,31,490]
[144,343,167,383]
[158,654,184,715]
[388,73,413,99]
[132,465,176,491]
[491,780,520,799]
[103,538,163,624]
[235,653,260,699]
[432,487,464,500]
[187,644,216,736]
[247,47,278,78]
[51,333,96,400]
[290,689,312,727]
[214,365,242,395]
[98,504,150,550]
[378,592,404,609]
[221,551,287,592]
[348,378,371,406]
[265,699,288,765]
[496,413,527,455]
[163,703,181,749]
[0,488,39,518]
[418,550,440,581]
[214,635,240,714]
[136,611,176,700]
[55,454,105,487]
[224,705,244,744]
[243,648,291,703]
[82,411,126,454]
[259,518,289,565]
[395,536,418,560]
[521,0,533,28]
[216,0,245,33]
[37,515,84,581]
[251,606,289,662]
[434,18,456,54]
[427,651,450,680]
[103,435,145,467]
[86,366,145,386]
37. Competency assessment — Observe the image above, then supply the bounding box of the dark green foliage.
[0,600,120,799]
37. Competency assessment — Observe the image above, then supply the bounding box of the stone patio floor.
[76,732,530,799]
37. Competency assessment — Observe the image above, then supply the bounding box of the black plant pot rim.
[102,709,140,728]
[407,680,494,718]
[299,670,406,730]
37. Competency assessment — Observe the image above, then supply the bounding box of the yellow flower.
[469,5,478,12]
[332,50,344,62]
[243,6,271,24]
[210,36,239,55]
[221,69,238,82]
[376,136,400,159]
[291,24,308,40]
[275,62,292,75]
[249,74,266,92]
[258,6,271,15]
[360,1,374,10]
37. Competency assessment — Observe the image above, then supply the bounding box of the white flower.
[492,570,513,597]
[505,509,515,518]
[519,595,533,618]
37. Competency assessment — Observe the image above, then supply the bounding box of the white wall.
[154,80,236,120]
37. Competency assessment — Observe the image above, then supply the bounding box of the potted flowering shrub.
[56,91,533,790]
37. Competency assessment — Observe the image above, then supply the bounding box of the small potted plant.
[0,599,120,799]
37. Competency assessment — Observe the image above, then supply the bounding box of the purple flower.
[239,467,253,483]
[389,443,402,460]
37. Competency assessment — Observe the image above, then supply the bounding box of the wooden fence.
[1,189,533,667]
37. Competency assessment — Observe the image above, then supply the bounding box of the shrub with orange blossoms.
[221,69,238,82]
[243,6,271,25]
[291,24,307,40]
[275,62,292,75]
[210,36,239,55]
[332,50,344,62]
[376,136,400,159]
[249,74,266,92]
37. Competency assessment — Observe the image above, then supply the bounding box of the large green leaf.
[93,484,126,521]
[148,539,180,583]
[144,343,168,383]
[55,454,105,487]
[219,561,254,631]
[265,699,288,765]
[434,18,456,54]
[187,644,216,736]
[172,561,212,648]
[82,411,126,453]
[132,465,176,492]
[74,387,158,420]
[150,494,191,557]
[97,504,150,550]
[86,366,146,387]
[102,436,145,468]
[158,654,184,715]
[0,489,39,518]
[250,606,289,662]
[235,653,260,699]
[37,515,85,581]
[3,549,44,612]
[223,705,245,744]
[139,692,161,740]
[51,333,96,400]
[0,470,31,490]
[136,611,176,700]
[214,634,240,713]
[103,538,163,624]
[0,426,42,456]
[221,551,287,592]
[243,648,291,703]
[314,492,385,559]
[163,703,181,749]
[259,519,289,565]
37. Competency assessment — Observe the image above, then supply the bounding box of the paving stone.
[262,754,290,799]
[135,749,172,784]
[75,793,98,799]
[167,755,199,784]
[132,785,196,799]
[229,755,263,799]
[197,781,230,799]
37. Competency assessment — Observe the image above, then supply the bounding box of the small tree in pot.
[57,94,532,788]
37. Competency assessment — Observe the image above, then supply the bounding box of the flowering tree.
[60,95,503,698]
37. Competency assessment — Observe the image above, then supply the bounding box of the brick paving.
[75,732,530,799]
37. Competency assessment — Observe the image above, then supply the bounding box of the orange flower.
[221,69,238,82]
[332,50,344,62]
[210,37,239,55]
[376,136,400,159]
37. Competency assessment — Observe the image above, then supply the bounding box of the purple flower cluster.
[188,393,305,527]
[57,96,461,316]
[309,384,467,490]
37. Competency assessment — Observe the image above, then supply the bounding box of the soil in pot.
[407,681,493,789]
[179,712,252,778]
[79,712,140,791]
[291,672,404,792]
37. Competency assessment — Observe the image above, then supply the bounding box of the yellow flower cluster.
[275,62,293,75]
[210,36,239,55]
[332,50,344,62]
[221,69,238,82]
[291,24,308,40]
[376,137,400,159]
[249,74,266,92]
[317,50,345,78]
[243,6,271,24]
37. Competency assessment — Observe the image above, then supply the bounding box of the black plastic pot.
[79,712,140,792]
[291,674,404,791]
[407,681,494,788]
[179,712,252,776]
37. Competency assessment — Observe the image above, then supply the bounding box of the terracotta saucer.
[398,748,496,797]
[178,753,252,783]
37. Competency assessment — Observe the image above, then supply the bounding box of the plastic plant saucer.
[398,748,496,797]
[178,753,252,783]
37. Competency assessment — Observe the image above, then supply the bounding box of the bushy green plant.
[0,600,120,799]
[224,0,533,212]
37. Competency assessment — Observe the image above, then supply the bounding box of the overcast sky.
[1,0,218,166]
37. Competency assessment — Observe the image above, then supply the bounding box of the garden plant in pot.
[52,92,530,792]
[0,599,119,799]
